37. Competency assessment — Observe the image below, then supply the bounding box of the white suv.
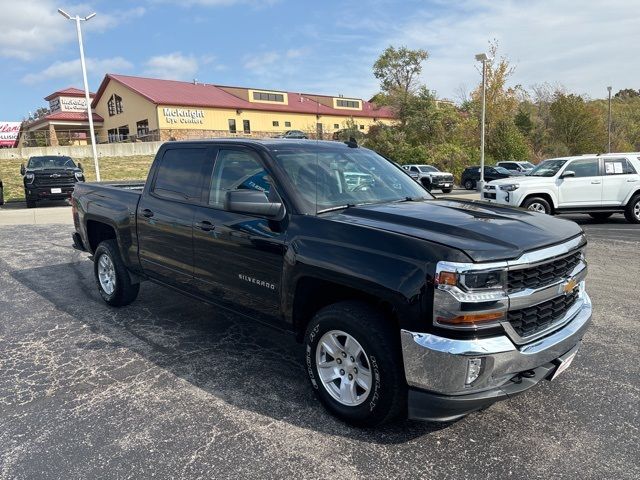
[483,153,640,223]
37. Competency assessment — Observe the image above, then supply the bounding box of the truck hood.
[331,199,583,262]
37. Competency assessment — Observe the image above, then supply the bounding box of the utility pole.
[58,8,101,181]
[475,53,491,192]
[607,86,612,153]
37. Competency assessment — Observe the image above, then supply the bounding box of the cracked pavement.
[0,223,638,479]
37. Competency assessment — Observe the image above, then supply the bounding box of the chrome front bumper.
[401,292,592,396]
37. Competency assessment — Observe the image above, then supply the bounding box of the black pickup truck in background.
[72,139,592,426]
[21,155,85,208]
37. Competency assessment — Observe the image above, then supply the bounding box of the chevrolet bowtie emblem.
[562,278,577,294]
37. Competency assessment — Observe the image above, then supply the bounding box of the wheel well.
[292,277,397,342]
[628,189,640,203]
[520,193,555,213]
[86,220,117,253]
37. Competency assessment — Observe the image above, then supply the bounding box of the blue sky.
[1,0,638,120]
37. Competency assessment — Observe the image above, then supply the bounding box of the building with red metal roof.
[90,73,395,142]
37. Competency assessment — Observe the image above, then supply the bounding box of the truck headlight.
[74,172,85,182]
[433,262,508,329]
[25,173,35,184]
[499,184,519,191]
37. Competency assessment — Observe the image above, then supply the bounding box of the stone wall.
[0,141,163,160]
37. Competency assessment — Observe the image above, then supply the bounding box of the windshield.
[272,146,432,213]
[494,166,511,174]
[419,166,439,172]
[528,159,567,177]
[521,162,535,169]
[27,156,76,170]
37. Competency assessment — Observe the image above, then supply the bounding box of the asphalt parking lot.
[0,208,638,479]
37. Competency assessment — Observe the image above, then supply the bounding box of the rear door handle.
[591,181,601,184]
[195,220,215,232]
[141,209,154,218]
[627,179,638,182]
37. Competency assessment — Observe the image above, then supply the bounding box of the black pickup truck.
[21,155,85,208]
[72,139,592,426]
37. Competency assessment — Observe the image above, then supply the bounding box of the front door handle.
[627,179,638,182]
[141,208,154,218]
[195,220,215,232]
[591,181,601,184]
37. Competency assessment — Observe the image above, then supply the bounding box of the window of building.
[136,119,149,138]
[568,158,599,178]
[243,120,251,134]
[153,148,209,202]
[285,121,291,127]
[604,158,636,175]
[253,91,285,102]
[107,125,129,143]
[209,149,270,208]
[336,99,360,108]
[359,125,365,130]
[228,119,237,133]
[334,124,339,129]
[107,94,123,116]
[272,121,279,127]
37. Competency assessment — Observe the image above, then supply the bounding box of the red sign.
[0,122,20,148]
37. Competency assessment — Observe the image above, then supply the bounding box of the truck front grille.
[507,250,582,292]
[508,289,579,338]
[35,176,75,186]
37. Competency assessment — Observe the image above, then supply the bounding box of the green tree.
[373,46,428,95]
[488,118,530,160]
[549,93,606,154]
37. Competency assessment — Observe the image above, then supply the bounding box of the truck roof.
[160,138,361,152]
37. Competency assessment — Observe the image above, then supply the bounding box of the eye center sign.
[162,108,205,124]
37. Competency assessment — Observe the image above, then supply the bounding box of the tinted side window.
[153,148,209,202]
[568,159,599,178]
[209,149,271,208]
[410,166,419,172]
[604,158,636,175]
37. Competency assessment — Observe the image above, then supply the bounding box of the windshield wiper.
[317,204,356,214]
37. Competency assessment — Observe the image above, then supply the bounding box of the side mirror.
[78,162,83,171]
[225,190,284,218]
[20,164,25,175]
[561,170,575,178]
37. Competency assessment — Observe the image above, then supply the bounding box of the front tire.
[421,179,432,191]
[624,194,640,224]
[464,179,475,190]
[304,301,406,427]
[442,188,452,194]
[522,197,551,215]
[94,239,140,306]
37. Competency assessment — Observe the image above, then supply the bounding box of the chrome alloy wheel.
[97,253,116,295]
[315,330,372,406]
[634,199,640,220]
[528,202,547,213]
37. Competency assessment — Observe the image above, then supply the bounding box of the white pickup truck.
[483,153,640,224]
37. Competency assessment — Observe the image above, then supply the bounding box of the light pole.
[475,53,490,192]
[607,86,612,153]
[58,8,100,181]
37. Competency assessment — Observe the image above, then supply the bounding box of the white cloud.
[368,0,640,100]
[244,52,281,73]
[144,52,199,80]
[22,57,133,84]
[0,0,145,61]
[152,0,279,7]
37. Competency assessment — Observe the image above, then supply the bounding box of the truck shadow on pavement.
[11,255,451,445]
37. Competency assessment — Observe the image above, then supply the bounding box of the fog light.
[466,358,483,385]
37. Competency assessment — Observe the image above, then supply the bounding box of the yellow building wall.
[156,105,393,134]
[94,81,158,140]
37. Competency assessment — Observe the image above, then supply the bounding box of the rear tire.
[522,197,551,215]
[304,301,407,427]
[94,239,140,306]
[464,179,475,190]
[624,194,640,224]
[26,198,36,209]
[588,212,613,221]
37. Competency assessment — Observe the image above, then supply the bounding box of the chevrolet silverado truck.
[21,155,85,208]
[483,153,640,223]
[72,139,592,427]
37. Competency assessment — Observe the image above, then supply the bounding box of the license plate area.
[549,348,578,381]
[51,188,62,194]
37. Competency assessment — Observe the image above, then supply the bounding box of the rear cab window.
[604,158,636,175]
[152,147,210,203]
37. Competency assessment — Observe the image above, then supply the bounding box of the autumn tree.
[549,93,606,154]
